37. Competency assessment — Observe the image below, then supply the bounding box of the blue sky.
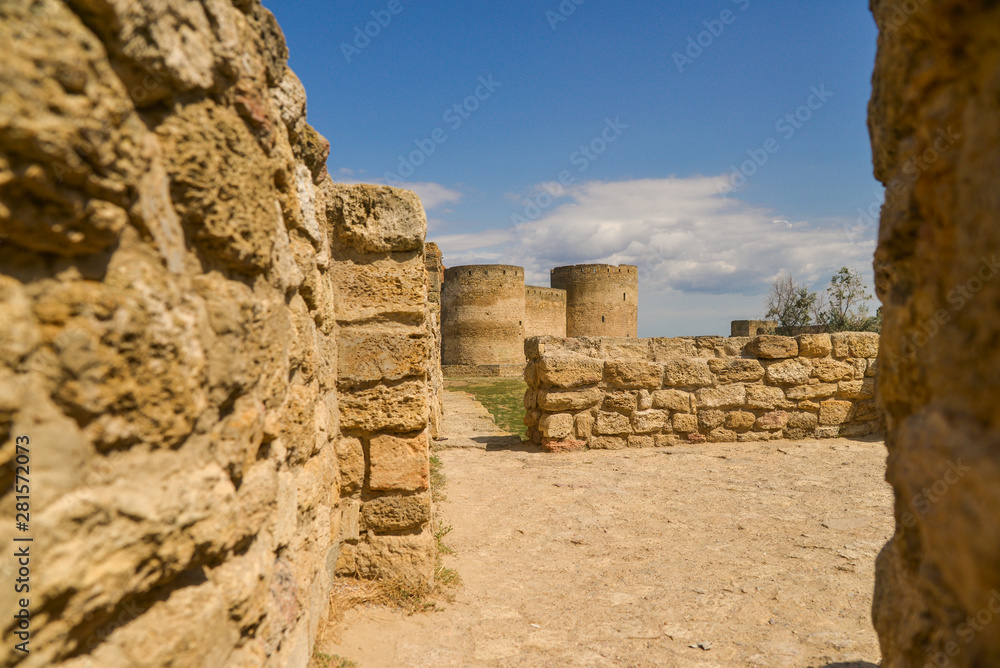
[264,0,882,336]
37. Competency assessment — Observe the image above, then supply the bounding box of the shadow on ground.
[820,662,879,667]
[474,435,541,452]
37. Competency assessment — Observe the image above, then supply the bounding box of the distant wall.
[441,265,525,366]
[524,286,567,338]
[551,264,638,338]
[524,334,880,451]
[731,320,777,337]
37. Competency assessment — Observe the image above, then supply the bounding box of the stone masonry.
[868,1,1000,666]
[524,333,879,452]
[0,2,438,667]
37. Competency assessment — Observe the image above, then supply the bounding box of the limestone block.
[537,353,604,388]
[694,384,746,409]
[631,410,668,434]
[602,391,638,414]
[654,434,679,447]
[355,531,435,586]
[337,499,361,543]
[369,432,429,492]
[542,438,586,453]
[725,411,757,432]
[337,328,428,385]
[627,435,655,448]
[575,413,594,439]
[830,333,851,358]
[540,413,574,439]
[840,422,874,438]
[744,385,786,410]
[327,184,427,253]
[649,337,697,360]
[784,383,838,401]
[651,389,693,412]
[331,254,427,324]
[524,389,537,410]
[853,400,880,421]
[662,359,713,387]
[765,359,813,385]
[603,360,663,389]
[796,334,833,357]
[637,389,653,410]
[746,335,798,359]
[589,436,627,450]
[595,411,632,435]
[707,358,765,383]
[811,359,856,383]
[673,413,699,433]
[756,411,789,431]
[339,381,429,433]
[813,426,839,439]
[865,357,878,378]
[837,379,876,400]
[846,332,880,358]
[538,387,603,411]
[849,357,868,380]
[708,427,737,443]
[699,410,726,430]
[335,543,358,576]
[787,412,819,430]
[361,494,431,532]
[819,400,853,425]
[598,338,653,361]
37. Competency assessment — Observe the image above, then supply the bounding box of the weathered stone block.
[337,499,361,543]
[540,413,574,439]
[650,337,697,360]
[524,389,537,410]
[707,358,765,383]
[784,383,838,401]
[328,184,427,253]
[786,412,819,430]
[631,410,668,434]
[595,411,632,435]
[537,354,603,388]
[725,411,757,432]
[538,387,603,411]
[811,358,855,383]
[336,437,365,494]
[662,359,713,387]
[796,333,833,357]
[627,434,655,448]
[830,333,851,358]
[603,360,663,389]
[746,335,798,359]
[589,435,627,450]
[651,389,693,412]
[673,413,698,433]
[819,399,853,425]
[744,385,786,410]
[369,432,429,492]
[699,410,726,430]
[853,400,879,421]
[708,427,737,443]
[756,411,789,431]
[574,413,594,439]
[331,254,427,323]
[836,379,875,400]
[637,389,653,410]
[813,426,839,439]
[602,390,638,414]
[654,434,678,448]
[340,381,429,433]
[765,359,812,385]
[695,384,746,409]
[337,328,428,385]
[846,332,880,358]
[361,493,431,532]
[355,530,434,586]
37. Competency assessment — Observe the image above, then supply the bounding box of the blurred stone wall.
[0,2,437,666]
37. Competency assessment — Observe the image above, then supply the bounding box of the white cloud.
[391,182,464,210]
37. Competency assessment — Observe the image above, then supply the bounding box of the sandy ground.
[322,390,893,667]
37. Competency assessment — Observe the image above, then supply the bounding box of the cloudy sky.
[266,1,882,336]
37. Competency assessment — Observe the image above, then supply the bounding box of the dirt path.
[324,390,893,667]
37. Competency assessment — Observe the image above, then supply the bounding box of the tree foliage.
[764,272,817,335]
[817,267,881,332]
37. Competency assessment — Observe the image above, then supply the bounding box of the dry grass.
[443,377,528,438]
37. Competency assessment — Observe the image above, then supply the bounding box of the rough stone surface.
[868,9,1000,652]
[0,4,440,664]
[746,335,798,359]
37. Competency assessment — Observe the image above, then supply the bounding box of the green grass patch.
[310,651,357,668]
[444,377,528,438]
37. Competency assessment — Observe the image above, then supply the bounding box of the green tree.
[817,267,880,332]
[764,272,818,335]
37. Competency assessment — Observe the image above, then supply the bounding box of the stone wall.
[441,264,525,368]
[424,243,444,437]
[551,264,638,338]
[0,2,436,667]
[524,286,567,339]
[524,334,880,452]
[868,1,1000,666]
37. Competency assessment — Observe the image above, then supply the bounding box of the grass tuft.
[443,377,528,438]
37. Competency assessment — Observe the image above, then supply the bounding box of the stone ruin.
[439,262,638,376]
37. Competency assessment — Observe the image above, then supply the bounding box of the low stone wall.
[524,334,880,451]
[442,364,525,379]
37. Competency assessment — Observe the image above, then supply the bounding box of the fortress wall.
[424,243,444,437]
[0,3,436,666]
[524,286,567,338]
[441,265,525,367]
[523,334,880,451]
[551,265,638,338]
[868,1,1000,665]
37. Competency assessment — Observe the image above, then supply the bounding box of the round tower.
[550,264,638,338]
[441,265,526,366]
[524,286,567,338]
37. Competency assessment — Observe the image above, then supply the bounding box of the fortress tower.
[524,286,567,338]
[551,264,638,338]
[441,265,526,369]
